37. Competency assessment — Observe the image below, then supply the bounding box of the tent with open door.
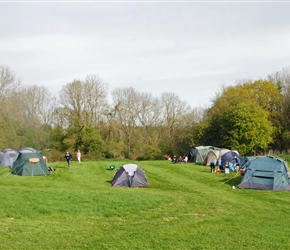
[11,151,49,176]
[204,148,231,166]
[220,151,241,167]
[111,164,149,187]
[237,156,290,190]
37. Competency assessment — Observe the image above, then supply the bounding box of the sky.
[1,1,290,108]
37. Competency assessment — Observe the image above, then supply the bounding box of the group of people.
[210,156,240,173]
[64,150,82,169]
[172,155,188,163]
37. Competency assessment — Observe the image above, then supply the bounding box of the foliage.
[216,100,273,154]
[269,67,290,151]
[0,116,25,149]
[80,124,104,157]
[198,80,280,154]
[0,160,290,250]
[210,80,282,115]
[2,64,290,158]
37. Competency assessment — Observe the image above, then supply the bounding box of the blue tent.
[111,164,149,188]
[0,148,18,167]
[237,156,290,191]
[220,151,241,167]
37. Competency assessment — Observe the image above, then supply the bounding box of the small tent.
[11,151,50,176]
[0,148,18,167]
[237,156,290,191]
[187,146,218,163]
[111,164,149,188]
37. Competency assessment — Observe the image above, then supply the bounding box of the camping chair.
[48,166,57,174]
[109,164,116,170]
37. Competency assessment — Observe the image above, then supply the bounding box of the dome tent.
[18,147,36,153]
[111,164,149,188]
[186,146,218,163]
[204,148,231,166]
[11,151,49,176]
[0,148,18,167]
[237,156,290,191]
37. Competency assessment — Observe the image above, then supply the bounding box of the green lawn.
[0,159,289,250]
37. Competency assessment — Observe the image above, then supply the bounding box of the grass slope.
[0,159,289,250]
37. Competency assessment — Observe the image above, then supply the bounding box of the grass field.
[0,159,290,250]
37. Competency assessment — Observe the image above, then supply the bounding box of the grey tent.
[18,147,36,153]
[11,151,49,176]
[187,146,218,163]
[0,148,18,167]
[111,164,149,188]
[2,148,17,153]
[237,156,290,191]
[204,148,231,166]
[0,152,4,166]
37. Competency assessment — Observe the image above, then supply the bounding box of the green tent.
[11,151,50,176]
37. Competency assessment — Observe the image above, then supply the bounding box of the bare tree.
[15,85,56,126]
[59,79,83,124]
[268,67,290,151]
[160,92,188,154]
[0,65,21,118]
[59,75,108,127]
[134,92,162,152]
[0,65,20,101]
[111,87,139,158]
[135,92,162,128]
[83,75,109,125]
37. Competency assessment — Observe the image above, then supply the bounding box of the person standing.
[218,157,223,171]
[76,150,81,163]
[65,151,72,169]
[210,161,216,173]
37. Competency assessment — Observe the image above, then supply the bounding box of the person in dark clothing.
[210,161,216,173]
[172,156,178,163]
[65,151,72,169]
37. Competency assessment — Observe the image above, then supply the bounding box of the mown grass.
[0,159,289,250]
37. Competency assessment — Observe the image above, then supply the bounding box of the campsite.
[1,158,290,250]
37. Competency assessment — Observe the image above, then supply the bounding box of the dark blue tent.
[220,151,241,167]
[111,164,149,188]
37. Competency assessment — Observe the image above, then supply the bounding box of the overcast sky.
[1,1,290,108]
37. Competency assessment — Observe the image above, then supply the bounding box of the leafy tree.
[50,126,67,151]
[211,100,273,155]
[210,80,282,116]
[201,79,282,153]
[80,124,104,158]
[268,67,290,152]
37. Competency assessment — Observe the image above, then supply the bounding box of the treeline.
[1,65,290,160]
